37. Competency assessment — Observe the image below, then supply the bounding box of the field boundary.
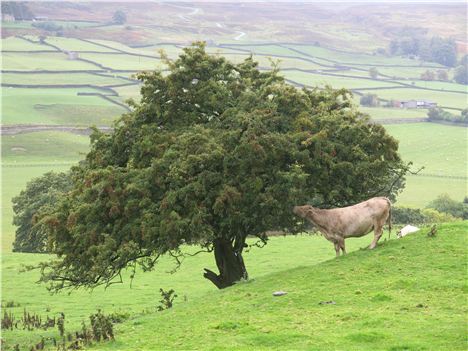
[1,124,113,136]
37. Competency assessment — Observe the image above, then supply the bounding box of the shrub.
[32,21,63,32]
[427,193,467,219]
[392,207,427,224]
[421,208,459,223]
[360,93,379,107]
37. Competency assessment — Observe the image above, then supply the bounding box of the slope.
[92,222,467,351]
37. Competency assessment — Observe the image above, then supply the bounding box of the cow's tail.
[386,198,392,239]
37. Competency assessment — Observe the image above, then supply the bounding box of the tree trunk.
[203,237,248,289]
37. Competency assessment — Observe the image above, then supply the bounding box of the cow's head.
[293,205,313,219]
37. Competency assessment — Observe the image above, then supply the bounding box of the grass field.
[1,37,52,51]
[285,44,441,67]
[2,52,101,71]
[2,87,125,125]
[384,123,468,178]
[1,223,465,350]
[396,175,467,207]
[79,52,163,71]
[94,222,466,351]
[2,131,90,164]
[283,70,401,90]
[1,72,132,86]
[364,88,467,110]
[358,107,427,120]
[45,37,120,53]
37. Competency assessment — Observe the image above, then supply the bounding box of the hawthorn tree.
[37,42,408,291]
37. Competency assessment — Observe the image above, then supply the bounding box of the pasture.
[2,87,125,125]
[94,223,466,351]
[1,52,101,71]
[384,123,468,178]
[1,5,467,350]
[1,223,466,350]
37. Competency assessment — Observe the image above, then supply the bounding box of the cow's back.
[326,197,390,236]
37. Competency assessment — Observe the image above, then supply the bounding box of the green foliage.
[436,69,448,81]
[420,69,435,81]
[36,42,407,291]
[359,93,379,107]
[12,172,72,253]
[427,107,468,124]
[112,10,127,25]
[427,193,467,219]
[31,21,64,32]
[89,310,114,341]
[392,207,427,224]
[420,208,459,223]
[157,288,177,311]
[389,36,457,67]
[453,64,468,84]
[392,206,460,224]
[1,1,34,20]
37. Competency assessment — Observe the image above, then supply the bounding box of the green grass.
[2,52,101,71]
[2,87,125,125]
[45,36,120,52]
[1,229,376,349]
[86,222,465,351]
[285,44,441,67]
[1,37,51,51]
[0,21,35,29]
[4,222,463,350]
[5,223,465,350]
[362,88,467,110]
[79,52,163,71]
[283,70,399,90]
[374,67,450,80]
[2,131,90,165]
[1,72,132,86]
[91,40,181,57]
[359,107,427,120]
[113,84,142,102]
[396,175,467,207]
[384,123,468,178]
[399,80,468,93]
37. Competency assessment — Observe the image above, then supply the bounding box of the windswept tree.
[37,43,408,291]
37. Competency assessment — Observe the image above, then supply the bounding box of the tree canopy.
[13,171,71,253]
[112,10,127,25]
[37,42,408,291]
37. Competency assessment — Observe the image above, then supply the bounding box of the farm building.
[400,100,437,109]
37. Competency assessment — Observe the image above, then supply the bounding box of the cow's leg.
[339,238,346,255]
[369,223,383,249]
[334,241,341,257]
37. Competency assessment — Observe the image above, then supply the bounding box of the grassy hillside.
[2,223,465,350]
[1,232,374,349]
[384,123,468,179]
[89,222,466,351]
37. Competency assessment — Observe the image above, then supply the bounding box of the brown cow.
[293,197,392,257]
